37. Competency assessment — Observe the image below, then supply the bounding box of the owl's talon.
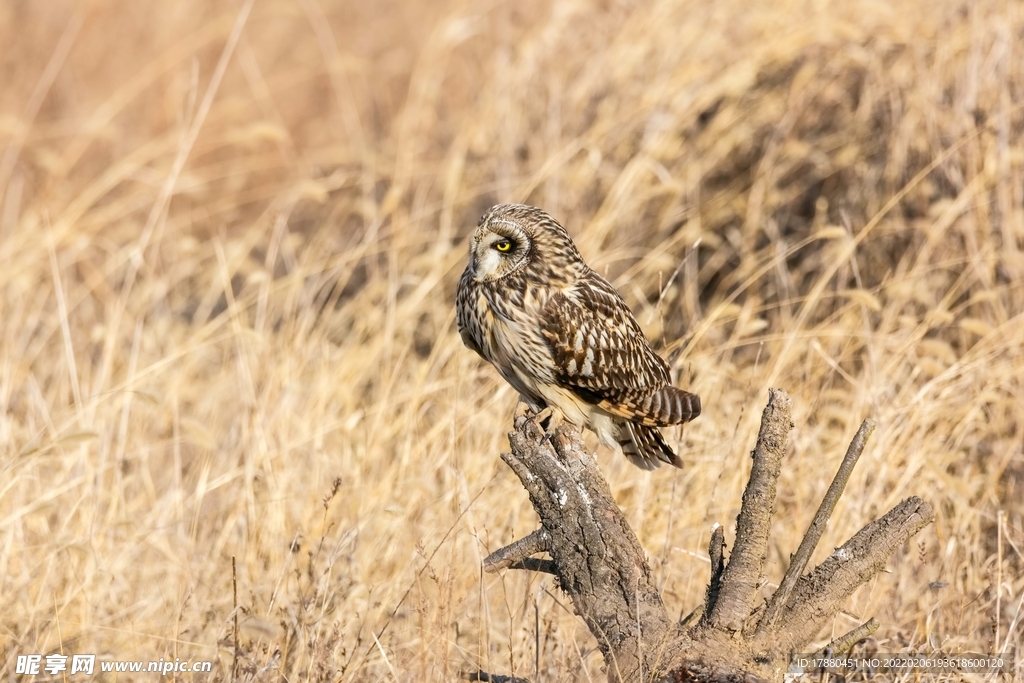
[532,406,553,426]
[513,400,531,429]
[530,406,564,435]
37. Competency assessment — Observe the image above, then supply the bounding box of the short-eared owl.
[456,204,700,469]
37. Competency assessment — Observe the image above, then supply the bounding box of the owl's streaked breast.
[473,281,557,402]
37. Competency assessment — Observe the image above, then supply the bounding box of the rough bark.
[494,413,677,682]
[704,391,791,632]
[481,389,934,683]
[755,419,875,635]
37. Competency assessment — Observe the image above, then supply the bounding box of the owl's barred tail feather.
[617,421,683,470]
[633,386,702,426]
[607,387,700,468]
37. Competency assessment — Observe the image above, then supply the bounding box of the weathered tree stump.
[479,389,933,683]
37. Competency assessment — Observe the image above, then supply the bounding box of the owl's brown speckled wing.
[539,271,701,427]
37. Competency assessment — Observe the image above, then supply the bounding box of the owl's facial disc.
[471,225,529,281]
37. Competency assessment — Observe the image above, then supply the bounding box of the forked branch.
[480,390,934,683]
[756,418,876,634]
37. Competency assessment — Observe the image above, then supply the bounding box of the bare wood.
[756,419,876,634]
[463,669,532,683]
[751,496,933,656]
[818,618,879,656]
[501,416,675,682]
[484,528,550,573]
[701,525,726,623]
[679,605,703,629]
[706,389,791,632]
[657,661,770,683]
[482,393,933,683]
[508,558,557,575]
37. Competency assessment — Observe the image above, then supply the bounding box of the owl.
[456,204,700,469]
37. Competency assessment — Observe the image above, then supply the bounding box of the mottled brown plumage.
[456,204,700,469]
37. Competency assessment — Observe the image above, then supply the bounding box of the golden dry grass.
[1,0,1023,680]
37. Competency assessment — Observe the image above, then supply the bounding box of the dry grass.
[1,0,1023,680]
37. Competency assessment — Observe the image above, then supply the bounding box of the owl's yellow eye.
[494,239,514,252]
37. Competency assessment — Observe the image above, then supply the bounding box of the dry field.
[2,0,1023,680]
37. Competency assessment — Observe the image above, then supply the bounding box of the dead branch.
[818,618,879,656]
[704,389,790,632]
[481,389,934,683]
[702,525,726,621]
[463,670,533,683]
[484,529,550,572]
[756,418,875,634]
[749,495,932,657]
[490,412,676,683]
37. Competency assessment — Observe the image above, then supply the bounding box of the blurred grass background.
[1,0,1022,680]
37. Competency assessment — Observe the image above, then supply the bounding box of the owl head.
[465,204,585,283]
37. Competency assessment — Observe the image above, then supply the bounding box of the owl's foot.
[513,399,533,428]
[531,406,564,435]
